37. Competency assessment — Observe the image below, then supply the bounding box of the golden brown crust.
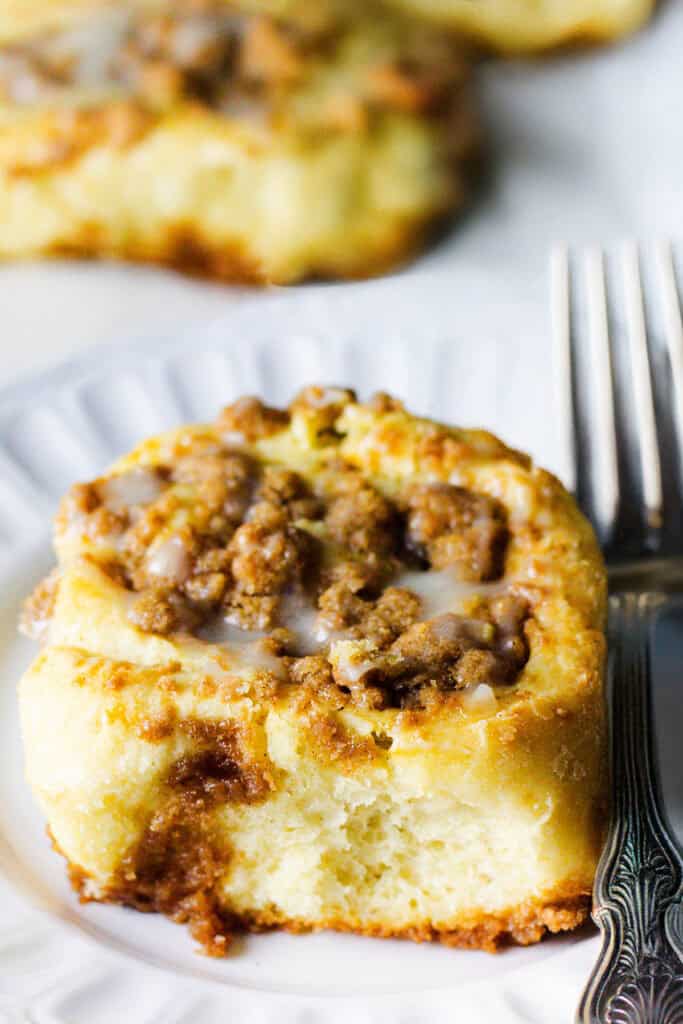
[230,891,591,952]
[64,843,590,955]
[0,204,454,293]
[40,224,267,285]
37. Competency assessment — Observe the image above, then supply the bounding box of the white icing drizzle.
[460,682,497,714]
[64,515,125,552]
[200,592,338,662]
[0,9,239,104]
[100,467,163,513]
[55,11,131,87]
[0,61,41,104]
[218,92,269,130]
[178,633,286,684]
[198,565,508,669]
[19,609,52,644]
[199,617,268,647]
[278,593,343,654]
[220,430,248,448]
[233,640,285,677]
[169,17,221,65]
[392,567,505,620]
[146,535,191,584]
[196,619,286,679]
[0,10,131,103]
[189,562,511,685]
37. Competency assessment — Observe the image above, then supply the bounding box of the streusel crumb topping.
[36,388,530,711]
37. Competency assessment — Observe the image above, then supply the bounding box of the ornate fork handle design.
[578,593,683,1023]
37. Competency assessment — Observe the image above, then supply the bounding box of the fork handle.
[577,593,683,1023]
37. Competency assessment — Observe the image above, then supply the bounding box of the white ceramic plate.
[0,314,610,1024]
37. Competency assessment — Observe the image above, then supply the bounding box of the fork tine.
[620,241,663,537]
[550,244,576,494]
[584,247,619,545]
[654,240,683,487]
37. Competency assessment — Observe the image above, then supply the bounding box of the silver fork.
[551,242,683,1023]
